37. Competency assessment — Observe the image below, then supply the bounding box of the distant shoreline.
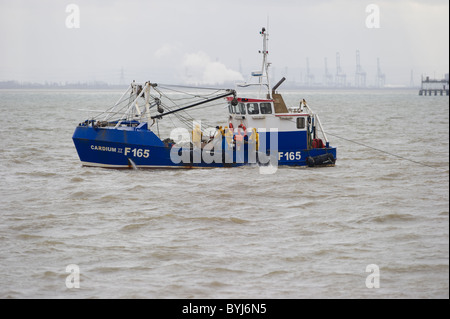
[0,80,128,90]
[0,80,421,91]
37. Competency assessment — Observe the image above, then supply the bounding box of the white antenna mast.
[259,26,271,98]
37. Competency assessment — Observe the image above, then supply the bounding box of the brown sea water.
[0,88,448,298]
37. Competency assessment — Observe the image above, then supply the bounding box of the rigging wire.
[158,83,231,92]
[157,86,225,101]
[325,131,444,171]
[153,87,225,131]
[87,83,229,137]
[282,117,445,171]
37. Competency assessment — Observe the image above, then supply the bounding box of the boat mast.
[259,27,271,99]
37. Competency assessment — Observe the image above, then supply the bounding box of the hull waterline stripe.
[80,161,219,169]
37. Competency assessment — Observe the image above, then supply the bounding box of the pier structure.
[419,75,449,96]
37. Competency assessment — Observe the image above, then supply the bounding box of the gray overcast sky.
[0,0,448,86]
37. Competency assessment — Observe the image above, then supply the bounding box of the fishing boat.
[72,27,336,169]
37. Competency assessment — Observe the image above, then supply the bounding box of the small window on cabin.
[247,103,259,114]
[239,103,246,114]
[296,117,306,129]
[260,103,272,114]
[233,104,240,114]
[228,104,234,114]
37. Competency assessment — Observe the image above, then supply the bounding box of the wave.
[356,212,417,224]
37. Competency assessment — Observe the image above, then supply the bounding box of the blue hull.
[72,126,336,169]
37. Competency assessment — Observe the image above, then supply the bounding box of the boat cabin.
[226,95,326,150]
[227,97,311,130]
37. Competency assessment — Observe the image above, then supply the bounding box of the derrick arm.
[151,90,237,119]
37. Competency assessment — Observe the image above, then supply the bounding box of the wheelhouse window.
[228,104,234,114]
[239,103,246,114]
[296,117,306,129]
[247,103,259,114]
[260,102,272,114]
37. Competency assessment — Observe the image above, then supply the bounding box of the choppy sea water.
[0,88,448,299]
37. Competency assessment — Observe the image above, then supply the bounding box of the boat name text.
[91,145,119,153]
[279,151,302,161]
[90,145,150,158]
[124,147,150,158]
